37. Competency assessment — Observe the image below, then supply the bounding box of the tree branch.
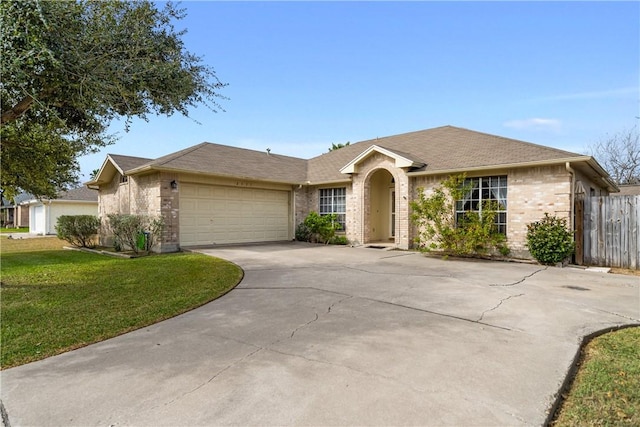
[1,95,35,125]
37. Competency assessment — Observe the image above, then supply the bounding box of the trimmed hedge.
[55,215,100,248]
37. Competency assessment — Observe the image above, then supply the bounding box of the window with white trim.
[456,176,507,234]
[319,188,346,231]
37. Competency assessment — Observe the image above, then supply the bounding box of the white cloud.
[503,118,562,131]
[533,86,639,102]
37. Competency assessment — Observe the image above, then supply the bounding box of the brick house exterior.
[87,126,617,258]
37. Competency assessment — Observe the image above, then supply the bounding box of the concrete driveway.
[1,243,638,426]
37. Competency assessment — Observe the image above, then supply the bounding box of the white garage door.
[180,183,291,246]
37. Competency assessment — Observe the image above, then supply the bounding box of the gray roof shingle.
[57,187,98,202]
[108,154,153,173]
[129,142,308,183]
[307,126,582,182]
[109,126,588,185]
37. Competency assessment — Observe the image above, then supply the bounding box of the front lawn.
[0,237,243,369]
[552,327,640,425]
[1,227,29,233]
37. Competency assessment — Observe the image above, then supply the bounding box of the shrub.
[410,174,508,257]
[107,214,164,254]
[297,211,342,244]
[526,213,574,265]
[329,235,349,245]
[295,221,312,242]
[55,215,100,248]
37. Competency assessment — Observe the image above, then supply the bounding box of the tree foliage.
[410,174,508,257]
[0,0,226,199]
[328,142,350,152]
[588,126,640,185]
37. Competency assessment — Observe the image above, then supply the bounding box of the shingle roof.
[307,126,582,182]
[111,126,590,185]
[614,184,640,196]
[128,142,308,183]
[57,187,98,202]
[108,154,153,173]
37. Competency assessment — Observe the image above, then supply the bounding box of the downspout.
[565,162,575,236]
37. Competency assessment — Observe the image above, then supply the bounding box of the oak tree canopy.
[1,0,226,198]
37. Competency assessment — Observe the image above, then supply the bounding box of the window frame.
[319,187,346,231]
[455,175,507,234]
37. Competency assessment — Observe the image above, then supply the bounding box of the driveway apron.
[1,242,638,426]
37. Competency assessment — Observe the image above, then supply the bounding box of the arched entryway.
[365,169,397,244]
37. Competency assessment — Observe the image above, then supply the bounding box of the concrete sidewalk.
[1,242,638,426]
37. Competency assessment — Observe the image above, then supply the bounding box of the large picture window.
[456,176,507,233]
[319,188,346,231]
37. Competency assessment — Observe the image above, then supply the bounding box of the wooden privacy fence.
[580,195,639,270]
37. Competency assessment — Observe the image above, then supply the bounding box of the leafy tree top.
[0,0,227,198]
[329,142,350,152]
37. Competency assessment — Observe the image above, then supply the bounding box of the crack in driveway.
[477,294,525,322]
[360,296,515,331]
[265,347,433,395]
[344,265,452,278]
[241,287,514,331]
[290,313,319,339]
[156,346,264,410]
[490,267,547,287]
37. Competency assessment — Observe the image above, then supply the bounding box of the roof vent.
[266,148,271,155]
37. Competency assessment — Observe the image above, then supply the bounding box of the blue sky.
[80,1,639,180]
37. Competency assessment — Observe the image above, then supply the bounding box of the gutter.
[124,165,309,188]
[405,156,596,177]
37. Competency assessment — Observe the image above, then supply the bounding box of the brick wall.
[294,153,412,249]
[410,165,576,259]
[98,171,179,252]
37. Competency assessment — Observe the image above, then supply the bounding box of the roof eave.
[129,165,307,187]
[406,156,597,177]
[340,145,425,174]
[583,157,620,192]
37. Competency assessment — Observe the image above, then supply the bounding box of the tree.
[588,126,640,185]
[328,142,350,152]
[0,0,226,199]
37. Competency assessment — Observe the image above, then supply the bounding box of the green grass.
[0,237,243,368]
[553,327,640,426]
[1,227,29,233]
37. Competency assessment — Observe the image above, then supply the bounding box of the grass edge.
[544,323,640,426]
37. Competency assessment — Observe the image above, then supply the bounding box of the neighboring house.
[613,184,640,196]
[87,125,618,258]
[1,193,33,228]
[23,187,99,235]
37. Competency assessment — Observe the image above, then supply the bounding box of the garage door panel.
[180,183,290,246]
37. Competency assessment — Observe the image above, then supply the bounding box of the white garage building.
[24,187,98,235]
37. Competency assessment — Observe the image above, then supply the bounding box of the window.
[319,188,346,231]
[456,176,507,233]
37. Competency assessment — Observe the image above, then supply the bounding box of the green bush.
[526,213,574,265]
[297,211,342,244]
[295,221,312,242]
[329,235,349,245]
[107,214,164,254]
[55,215,100,248]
